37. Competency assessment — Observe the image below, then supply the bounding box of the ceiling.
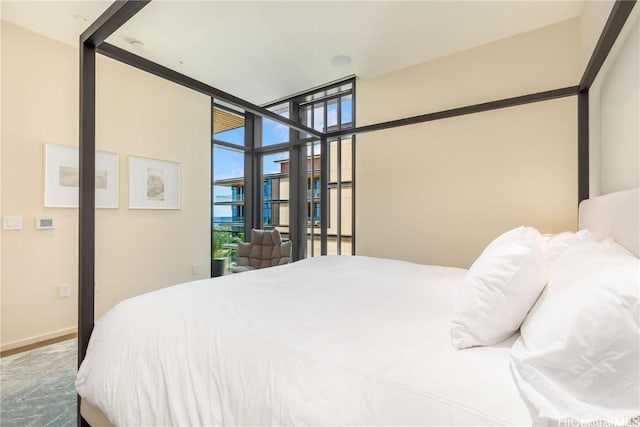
[2,1,585,105]
[1,1,113,45]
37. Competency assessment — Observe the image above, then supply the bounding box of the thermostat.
[36,217,55,230]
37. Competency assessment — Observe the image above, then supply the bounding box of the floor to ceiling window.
[211,79,355,274]
[297,82,355,256]
[211,105,247,275]
[328,137,353,256]
[305,140,322,257]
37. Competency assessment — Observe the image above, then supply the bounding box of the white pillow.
[510,240,639,425]
[542,229,595,267]
[451,226,547,349]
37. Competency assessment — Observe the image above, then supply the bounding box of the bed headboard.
[578,187,640,258]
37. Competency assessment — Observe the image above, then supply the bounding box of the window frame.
[212,77,356,263]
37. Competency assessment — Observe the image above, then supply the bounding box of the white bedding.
[76,255,532,426]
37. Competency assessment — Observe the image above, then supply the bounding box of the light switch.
[3,216,23,230]
[59,283,71,298]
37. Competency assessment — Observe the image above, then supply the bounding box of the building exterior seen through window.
[212,80,355,274]
[211,143,245,270]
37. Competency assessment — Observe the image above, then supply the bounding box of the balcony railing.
[214,194,245,203]
[212,216,245,225]
[215,192,321,203]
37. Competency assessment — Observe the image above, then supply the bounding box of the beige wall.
[1,22,211,350]
[0,15,6,351]
[587,7,639,196]
[579,1,615,72]
[358,18,580,126]
[356,19,581,268]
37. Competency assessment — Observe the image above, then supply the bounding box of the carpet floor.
[1,339,77,427]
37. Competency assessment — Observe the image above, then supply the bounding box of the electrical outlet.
[192,264,200,275]
[59,283,71,298]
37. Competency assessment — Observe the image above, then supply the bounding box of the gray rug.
[1,339,77,427]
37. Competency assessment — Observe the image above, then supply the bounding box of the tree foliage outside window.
[212,225,244,260]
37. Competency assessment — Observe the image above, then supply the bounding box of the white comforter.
[76,255,532,426]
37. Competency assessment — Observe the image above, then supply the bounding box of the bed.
[76,187,639,426]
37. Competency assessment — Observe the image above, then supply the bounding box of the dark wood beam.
[326,86,579,139]
[579,0,637,90]
[80,0,150,47]
[78,40,96,427]
[578,90,590,202]
[78,42,95,368]
[97,43,324,139]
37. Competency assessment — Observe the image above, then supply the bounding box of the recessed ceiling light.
[331,55,352,67]
[74,15,89,23]
[130,40,146,51]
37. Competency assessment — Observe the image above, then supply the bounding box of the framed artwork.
[44,144,119,208]
[128,156,181,209]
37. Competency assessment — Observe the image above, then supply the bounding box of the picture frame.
[128,156,181,209]
[44,144,119,208]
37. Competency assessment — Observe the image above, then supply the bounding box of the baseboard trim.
[1,328,77,357]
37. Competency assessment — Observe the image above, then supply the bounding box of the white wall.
[356,18,581,268]
[1,22,211,350]
[587,7,640,196]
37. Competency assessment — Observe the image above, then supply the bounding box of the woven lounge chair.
[231,229,291,273]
